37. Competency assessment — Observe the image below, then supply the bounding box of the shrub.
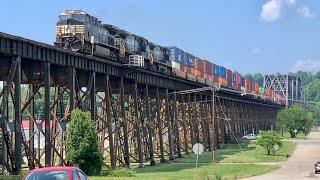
[65,109,103,175]
[256,131,282,155]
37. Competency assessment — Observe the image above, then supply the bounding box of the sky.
[1,0,320,75]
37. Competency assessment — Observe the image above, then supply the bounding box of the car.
[315,161,320,173]
[22,166,88,180]
[242,134,256,140]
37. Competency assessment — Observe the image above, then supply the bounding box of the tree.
[256,131,282,155]
[245,73,254,82]
[277,104,313,138]
[253,73,264,87]
[66,109,103,175]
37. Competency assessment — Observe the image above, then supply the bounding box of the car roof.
[29,166,78,172]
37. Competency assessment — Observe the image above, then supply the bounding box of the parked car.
[315,161,320,173]
[242,134,256,140]
[23,166,88,180]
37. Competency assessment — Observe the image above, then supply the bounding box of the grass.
[219,140,296,163]
[1,135,298,180]
[278,131,307,139]
[90,163,278,180]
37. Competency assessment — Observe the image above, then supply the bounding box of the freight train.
[54,10,285,105]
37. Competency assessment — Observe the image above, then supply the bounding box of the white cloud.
[260,0,282,22]
[292,60,320,72]
[297,7,313,18]
[251,47,262,55]
[260,0,315,22]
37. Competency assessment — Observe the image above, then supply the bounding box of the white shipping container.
[171,61,181,71]
[197,77,206,84]
[174,69,186,79]
[187,73,197,82]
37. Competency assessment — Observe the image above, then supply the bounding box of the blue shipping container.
[185,52,195,67]
[218,66,226,78]
[168,46,186,64]
[213,64,219,76]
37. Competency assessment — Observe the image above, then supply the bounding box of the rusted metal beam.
[44,61,51,167]
[14,56,21,172]
[156,87,165,163]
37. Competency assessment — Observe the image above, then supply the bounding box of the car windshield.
[25,170,68,180]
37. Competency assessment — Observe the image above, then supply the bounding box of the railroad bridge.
[0,32,281,174]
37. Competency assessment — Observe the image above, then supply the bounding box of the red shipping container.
[208,75,214,82]
[186,67,192,74]
[204,60,213,75]
[195,57,205,72]
[203,73,210,79]
[180,64,187,72]
[191,68,197,76]
[245,79,251,92]
[226,69,233,81]
[218,77,228,87]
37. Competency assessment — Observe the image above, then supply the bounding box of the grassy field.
[0,138,297,180]
[90,163,277,180]
[88,140,297,179]
[219,140,296,163]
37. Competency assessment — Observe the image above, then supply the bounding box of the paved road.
[246,131,320,180]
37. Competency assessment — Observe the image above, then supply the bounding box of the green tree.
[277,104,313,138]
[253,73,264,87]
[245,73,254,82]
[256,131,282,155]
[66,109,103,175]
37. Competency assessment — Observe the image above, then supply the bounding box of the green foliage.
[245,73,264,86]
[256,131,282,155]
[245,74,254,82]
[66,109,103,175]
[277,104,313,137]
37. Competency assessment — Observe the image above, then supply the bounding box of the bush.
[65,109,103,175]
[256,131,282,155]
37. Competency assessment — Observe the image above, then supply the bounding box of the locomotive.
[55,10,171,73]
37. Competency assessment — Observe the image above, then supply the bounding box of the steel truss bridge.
[0,32,282,174]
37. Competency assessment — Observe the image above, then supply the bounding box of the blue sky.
[1,0,320,75]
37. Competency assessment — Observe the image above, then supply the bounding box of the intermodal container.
[203,73,210,79]
[171,61,180,71]
[245,79,251,92]
[197,77,206,84]
[259,87,265,94]
[187,73,197,82]
[218,66,226,78]
[180,64,187,72]
[191,67,197,76]
[204,60,213,75]
[186,66,192,74]
[227,80,233,88]
[185,52,195,67]
[234,71,242,85]
[212,64,219,76]
[240,76,245,87]
[226,69,233,81]
[195,57,204,72]
[168,46,185,64]
[218,77,228,87]
[174,69,186,79]
[208,75,214,82]
[254,83,259,93]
